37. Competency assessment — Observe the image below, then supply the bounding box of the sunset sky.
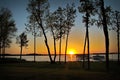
[0,0,120,54]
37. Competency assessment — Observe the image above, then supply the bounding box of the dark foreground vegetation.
[0,59,120,80]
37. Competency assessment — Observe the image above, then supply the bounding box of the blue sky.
[0,0,120,54]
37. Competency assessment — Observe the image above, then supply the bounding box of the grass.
[0,61,120,80]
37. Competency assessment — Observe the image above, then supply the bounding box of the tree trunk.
[0,42,1,59]
[2,41,5,59]
[117,25,119,64]
[87,27,90,70]
[34,33,36,62]
[20,44,22,60]
[101,0,109,71]
[34,27,36,62]
[83,33,87,68]
[53,37,56,62]
[65,31,69,63]
[51,27,57,63]
[117,31,119,63]
[33,10,53,63]
[116,12,120,64]
[86,12,90,70]
[40,23,53,63]
[59,37,62,63]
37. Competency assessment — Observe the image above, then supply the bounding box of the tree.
[0,7,17,58]
[16,32,29,60]
[64,3,76,63]
[78,0,96,70]
[26,15,40,62]
[111,11,120,64]
[95,0,112,71]
[46,12,58,62]
[54,7,66,63]
[27,0,53,63]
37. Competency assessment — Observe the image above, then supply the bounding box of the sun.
[69,50,75,55]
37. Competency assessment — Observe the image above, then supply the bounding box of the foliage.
[94,0,113,29]
[110,10,120,33]
[16,32,29,48]
[78,0,97,26]
[78,0,96,69]
[0,8,17,48]
[94,0,111,71]
[0,7,17,56]
[27,0,53,62]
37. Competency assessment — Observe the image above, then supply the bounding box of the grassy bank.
[0,61,120,80]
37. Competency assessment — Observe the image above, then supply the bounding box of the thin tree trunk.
[116,12,120,64]
[59,37,62,63]
[117,26,119,64]
[86,12,90,70]
[101,0,109,71]
[2,47,5,59]
[20,44,22,60]
[83,33,87,68]
[34,26,36,62]
[87,27,90,70]
[34,33,36,62]
[65,31,69,63]
[117,32,120,63]
[51,27,57,62]
[0,43,1,59]
[53,37,56,62]
[59,21,62,63]
[2,41,5,59]
[4,47,5,58]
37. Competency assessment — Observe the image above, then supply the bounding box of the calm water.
[6,55,77,62]
[6,54,118,62]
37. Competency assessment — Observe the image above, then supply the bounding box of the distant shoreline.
[0,52,117,56]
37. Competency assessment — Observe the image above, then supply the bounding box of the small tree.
[78,0,96,70]
[95,0,112,71]
[54,7,66,63]
[47,7,66,63]
[111,10,120,64]
[27,0,53,63]
[46,12,58,62]
[64,3,76,63]
[16,32,29,60]
[0,7,17,58]
[26,15,40,62]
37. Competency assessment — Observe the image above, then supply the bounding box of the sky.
[0,0,120,54]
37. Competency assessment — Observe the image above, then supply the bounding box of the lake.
[5,53,118,62]
[5,55,77,62]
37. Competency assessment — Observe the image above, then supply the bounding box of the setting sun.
[69,50,75,55]
[69,51,74,54]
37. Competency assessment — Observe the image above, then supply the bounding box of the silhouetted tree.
[16,32,29,60]
[95,0,112,71]
[26,15,40,62]
[27,0,53,63]
[46,12,58,62]
[0,7,17,58]
[78,0,96,70]
[47,7,66,63]
[64,3,76,63]
[111,11,120,64]
[54,7,66,63]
